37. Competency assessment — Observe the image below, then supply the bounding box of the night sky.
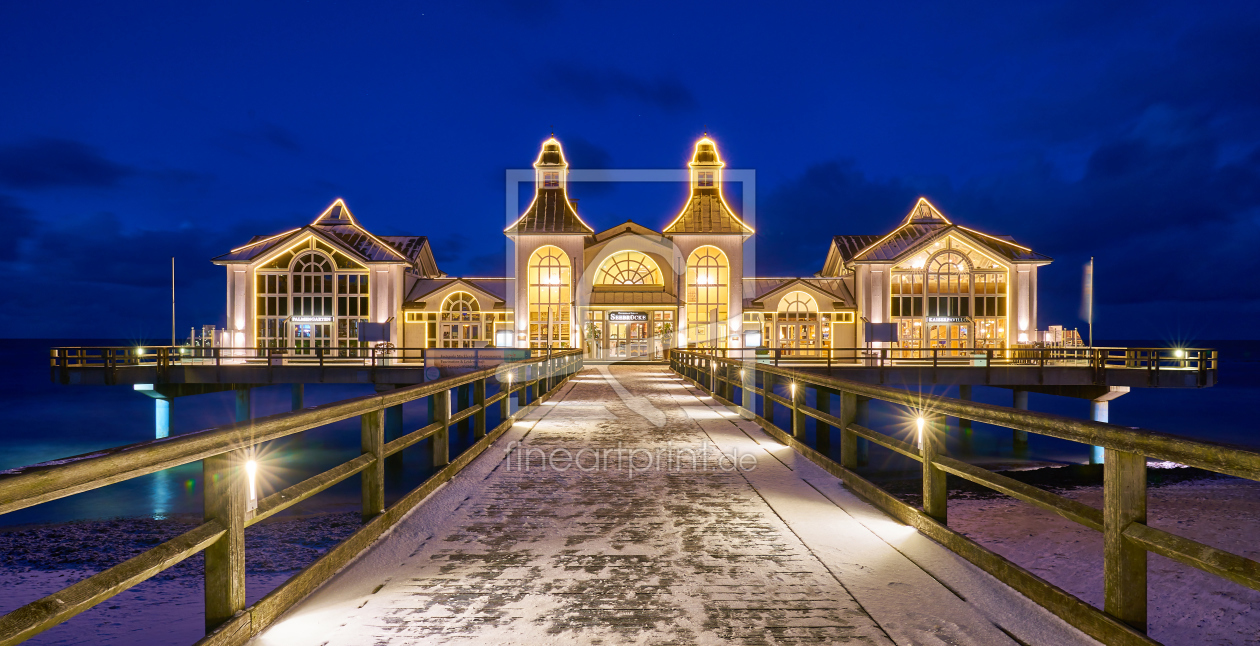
[2,1,1257,342]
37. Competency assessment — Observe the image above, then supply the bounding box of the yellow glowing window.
[697,171,714,187]
[595,251,662,285]
[543,171,560,188]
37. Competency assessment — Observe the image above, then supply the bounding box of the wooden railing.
[1,350,582,646]
[670,350,1257,646]
[693,345,1217,370]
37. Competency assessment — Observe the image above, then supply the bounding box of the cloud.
[539,63,697,113]
[0,195,36,256]
[225,122,302,155]
[0,138,133,189]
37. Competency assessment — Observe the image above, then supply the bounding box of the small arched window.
[778,291,818,321]
[441,292,480,322]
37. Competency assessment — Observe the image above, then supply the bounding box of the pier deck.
[249,366,1095,645]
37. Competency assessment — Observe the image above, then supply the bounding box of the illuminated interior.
[595,251,662,285]
[686,246,729,348]
[527,245,571,348]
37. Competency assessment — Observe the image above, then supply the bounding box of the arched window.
[527,246,571,348]
[442,292,480,320]
[927,252,969,317]
[595,251,662,285]
[686,246,728,348]
[290,251,334,353]
[441,291,481,347]
[778,291,817,320]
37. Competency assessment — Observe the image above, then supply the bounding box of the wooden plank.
[839,391,857,470]
[204,449,247,633]
[433,389,450,466]
[361,410,384,521]
[249,454,374,526]
[847,422,921,461]
[382,422,443,457]
[1124,522,1260,593]
[474,378,486,439]
[193,610,251,646]
[448,404,480,426]
[921,415,947,523]
[1105,449,1148,632]
[0,521,224,646]
[932,454,1104,531]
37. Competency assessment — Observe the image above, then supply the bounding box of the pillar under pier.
[1012,390,1029,452]
[957,385,972,455]
[291,383,304,411]
[155,397,172,439]
[1091,401,1109,464]
[235,387,251,423]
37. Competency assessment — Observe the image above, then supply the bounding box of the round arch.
[685,246,729,348]
[527,245,572,348]
[595,251,662,285]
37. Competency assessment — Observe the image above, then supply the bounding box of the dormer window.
[697,171,715,187]
[543,171,560,188]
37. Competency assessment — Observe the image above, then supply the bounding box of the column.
[234,387,251,423]
[1091,400,1108,464]
[291,383,304,411]
[1012,390,1029,452]
[957,385,972,456]
[155,397,172,439]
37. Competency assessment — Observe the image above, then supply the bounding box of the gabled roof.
[744,277,854,309]
[823,198,1051,270]
[506,189,594,234]
[212,199,440,274]
[403,277,509,308]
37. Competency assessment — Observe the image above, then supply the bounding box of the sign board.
[926,317,970,324]
[424,348,531,381]
[864,322,898,343]
[608,311,648,322]
[292,316,333,323]
[357,322,391,343]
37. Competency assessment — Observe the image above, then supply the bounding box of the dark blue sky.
[2,1,1257,341]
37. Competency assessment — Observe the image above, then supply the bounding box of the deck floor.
[250,366,1098,645]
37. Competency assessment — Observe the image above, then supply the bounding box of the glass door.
[929,323,971,357]
[294,323,331,355]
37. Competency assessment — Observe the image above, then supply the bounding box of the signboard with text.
[608,311,649,322]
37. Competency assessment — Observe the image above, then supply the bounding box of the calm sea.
[1,338,1256,527]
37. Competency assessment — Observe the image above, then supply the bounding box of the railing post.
[474,377,487,439]
[839,391,857,469]
[763,371,776,426]
[741,363,755,418]
[517,365,528,408]
[791,380,805,438]
[500,372,512,421]
[1104,448,1147,632]
[921,414,947,524]
[203,448,247,633]
[816,386,832,450]
[433,388,450,466]
[361,409,384,521]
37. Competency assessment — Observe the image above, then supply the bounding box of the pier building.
[214,136,1054,359]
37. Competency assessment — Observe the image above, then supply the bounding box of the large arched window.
[441,291,481,348]
[255,238,369,354]
[927,252,969,318]
[595,251,662,285]
[290,251,334,354]
[686,246,728,348]
[527,246,571,348]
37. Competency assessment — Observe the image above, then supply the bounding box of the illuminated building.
[214,137,1050,358]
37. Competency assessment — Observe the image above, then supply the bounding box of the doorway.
[928,323,971,356]
[608,322,650,358]
[777,322,818,356]
[441,322,480,348]
[294,323,331,355]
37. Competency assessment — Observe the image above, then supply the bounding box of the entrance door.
[441,322,480,348]
[928,323,971,357]
[608,322,650,358]
[294,323,331,355]
[777,322,818,356]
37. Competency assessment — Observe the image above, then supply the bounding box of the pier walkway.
[249,366,1094,645]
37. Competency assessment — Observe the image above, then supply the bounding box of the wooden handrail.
[0,350,584,646]
[670,349,1255,645]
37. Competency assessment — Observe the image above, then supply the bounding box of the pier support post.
[1012,390,1029,451]
[1104,448,1147,632]
[433,388,450,467]
[1091,401,1109,464]
[234,387,251,423]
[155,397,172,439]
[361,409,384,521]
[291,383,304,411]
[856,397,871,466]
[203,448,246,633]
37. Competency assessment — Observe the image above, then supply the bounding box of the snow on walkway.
[250,366,1098,645]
